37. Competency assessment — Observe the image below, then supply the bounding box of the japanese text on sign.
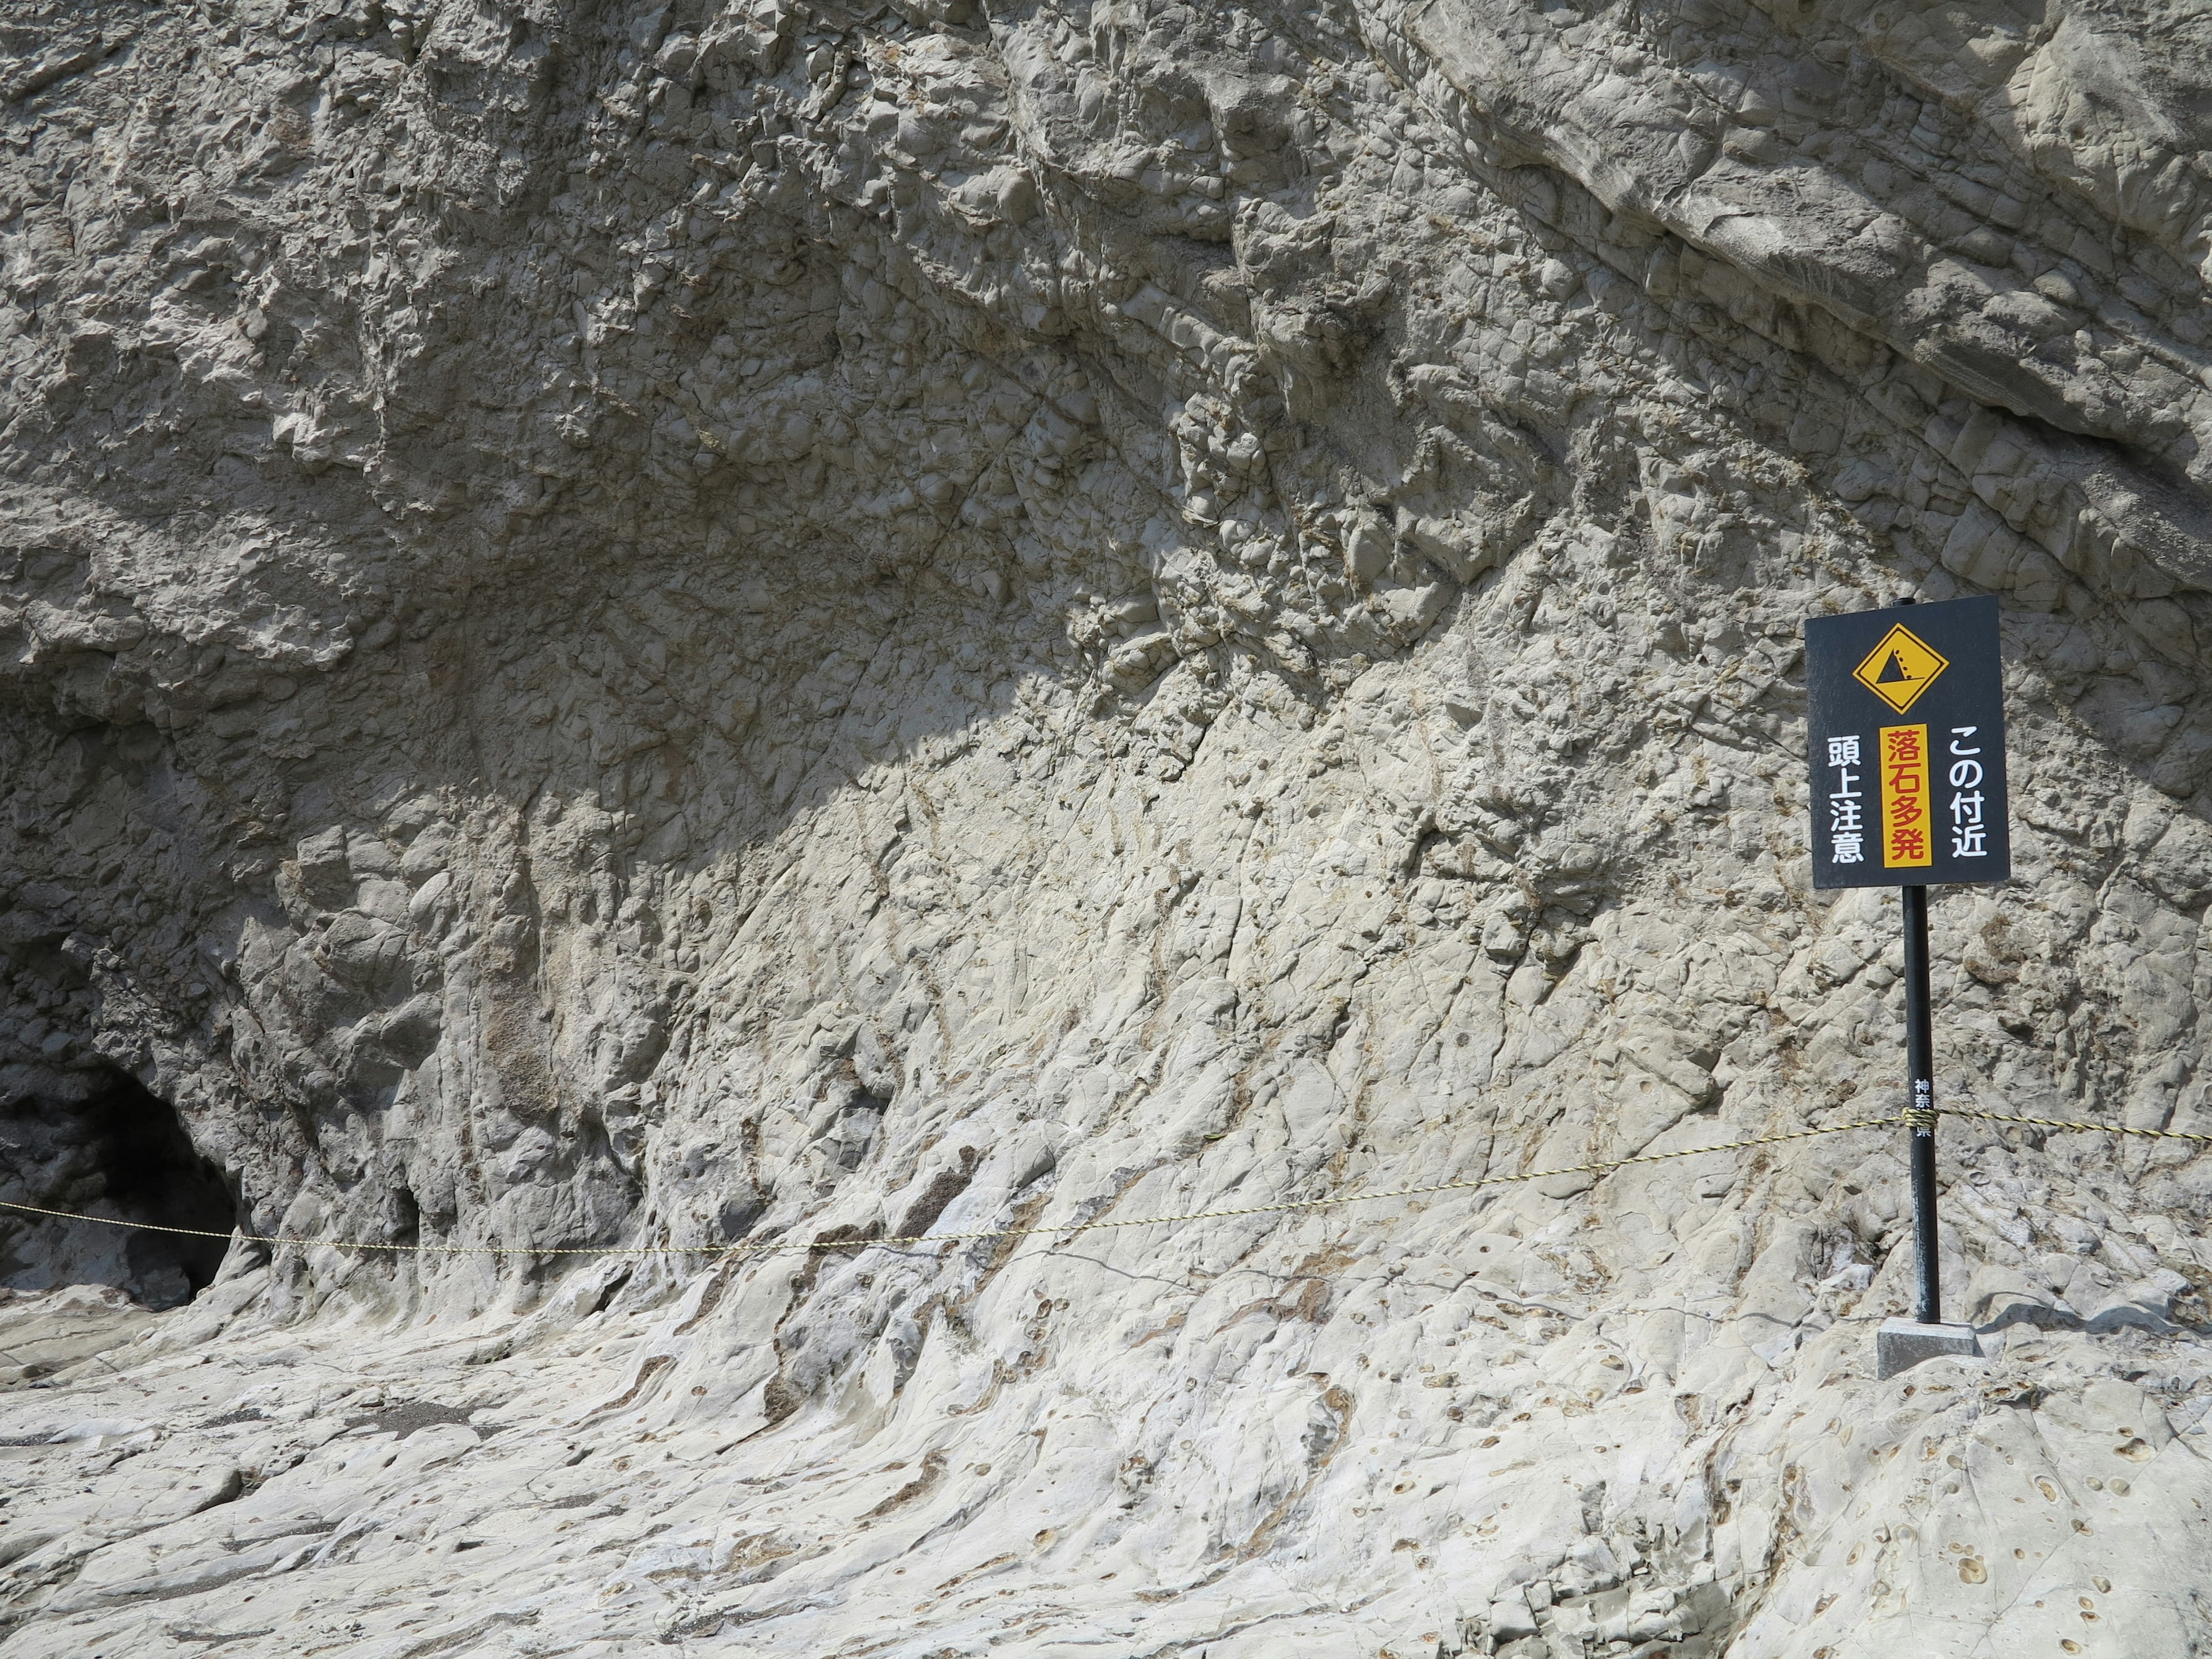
[1825,735,1865,865]
[1946,727,1990,859]
[1878,725,1931,869]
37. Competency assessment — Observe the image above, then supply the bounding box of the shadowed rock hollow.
[2,0,2210,1653]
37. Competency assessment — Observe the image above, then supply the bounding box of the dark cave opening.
[0,1070,240,1309]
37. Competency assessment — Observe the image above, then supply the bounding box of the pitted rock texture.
[3,0,2211,1654]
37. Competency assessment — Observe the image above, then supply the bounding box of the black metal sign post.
[1902,882,1940,1324]
[1804,594,2010,1378]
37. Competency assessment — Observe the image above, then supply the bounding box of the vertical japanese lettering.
[1878,724,1931,869]
[1825,733,1865,863]
[1946,726,1988,857]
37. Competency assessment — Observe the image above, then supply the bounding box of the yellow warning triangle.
[1851,624,1949,714]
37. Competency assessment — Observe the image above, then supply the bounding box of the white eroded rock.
[3,0,2211,1654]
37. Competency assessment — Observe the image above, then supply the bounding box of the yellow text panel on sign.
[1878,723,1932,868]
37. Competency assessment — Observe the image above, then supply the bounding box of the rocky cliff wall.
[2,0,2211,1653]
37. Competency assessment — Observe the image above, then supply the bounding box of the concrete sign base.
[1876,1316,1983,1380]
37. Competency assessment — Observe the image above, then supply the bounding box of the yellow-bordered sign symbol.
[1851,624,1949,714]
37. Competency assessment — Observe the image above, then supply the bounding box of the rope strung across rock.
[0,1107,2200,1260]
[0,1118,1886,1257]
[1942,1107,2212,1143]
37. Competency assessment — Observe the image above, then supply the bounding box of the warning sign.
[1804,596,2009,889]
[1851,625,1949,714]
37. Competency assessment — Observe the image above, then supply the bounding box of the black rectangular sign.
[1805,595,2010,889]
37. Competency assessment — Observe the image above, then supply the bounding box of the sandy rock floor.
[5,1181,2208,1659]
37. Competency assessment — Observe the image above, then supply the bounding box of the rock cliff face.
[3,0,2211,1652]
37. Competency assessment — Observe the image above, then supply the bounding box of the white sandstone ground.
[3,0,2211,1653]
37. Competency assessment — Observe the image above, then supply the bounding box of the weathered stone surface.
[2,0,2210,1653]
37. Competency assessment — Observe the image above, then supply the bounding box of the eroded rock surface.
[2,0,2210,1653]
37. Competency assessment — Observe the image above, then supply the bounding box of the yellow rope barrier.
[0,1117,1892,1258]
[2,1105,2195,1262]
[1942,1107,2212,1144]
